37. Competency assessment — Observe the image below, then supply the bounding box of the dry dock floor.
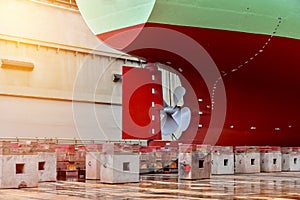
[1,172,300,199]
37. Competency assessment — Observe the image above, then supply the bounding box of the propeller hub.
[163,106,179,114]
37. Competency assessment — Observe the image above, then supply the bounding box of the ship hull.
[77,0,300,146]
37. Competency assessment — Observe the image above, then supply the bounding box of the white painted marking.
[152,75,155,81]
[151,128,155,134]
[152,88,155,94]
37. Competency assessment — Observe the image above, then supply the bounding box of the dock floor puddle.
[0,172,300,199]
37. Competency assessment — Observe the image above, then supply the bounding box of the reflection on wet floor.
[0,172,300,199]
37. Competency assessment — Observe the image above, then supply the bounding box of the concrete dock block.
[282,147,300,171]
[234,146,260,174]
[211,146,234,175]
[100,143,140,183]
[36,143,57,182]
[178,144,211,180]
[86,151,101,180]
[0,154,39,188]
[37,152,57,182]
[0,141,39,188]
[259,146,282,172]
[85,144,103,180]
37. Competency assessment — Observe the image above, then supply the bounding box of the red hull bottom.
[98,23,300,147]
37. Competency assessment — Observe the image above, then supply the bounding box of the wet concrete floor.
[1,172,300,199]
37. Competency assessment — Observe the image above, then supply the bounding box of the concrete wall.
[0,95,123,140]
[0,0,107,51]
[0,33,137,103]
[0,0,140,103]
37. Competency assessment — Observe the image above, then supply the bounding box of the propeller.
[160,86,191,140]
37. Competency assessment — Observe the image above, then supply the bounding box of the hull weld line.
[211,17,283,110]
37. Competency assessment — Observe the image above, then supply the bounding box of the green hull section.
[148,0,300,40]
[77,0,300,40]
[76,0,155,35]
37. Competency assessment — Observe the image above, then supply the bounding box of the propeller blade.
[179,107,191,132]
[160,111,167,127]
[171,108,181,126]
[161,114,179,136]
[173,86,186,105]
